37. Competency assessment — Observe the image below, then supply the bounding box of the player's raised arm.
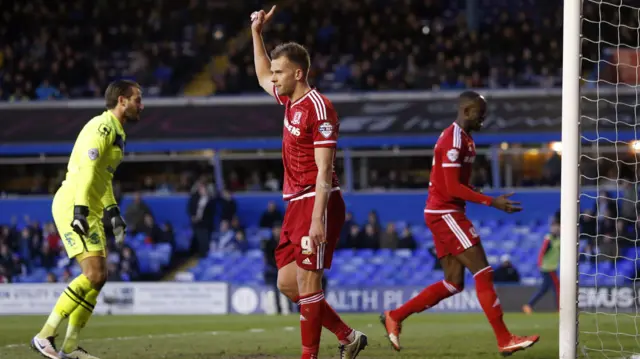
[251,5,277,96]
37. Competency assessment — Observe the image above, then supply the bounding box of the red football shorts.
[424,211,481,259]
[275,190,346,271]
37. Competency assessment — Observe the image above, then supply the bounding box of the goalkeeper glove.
[106,205,127,245]
[71,205,90,236]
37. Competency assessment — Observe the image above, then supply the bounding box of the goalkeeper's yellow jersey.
[56,110,126,216]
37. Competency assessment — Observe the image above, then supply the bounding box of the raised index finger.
[265,5,276,19]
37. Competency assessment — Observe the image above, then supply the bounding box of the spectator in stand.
[615,219,634,249]
[219,190,237,222]
[35,79,60,100]
[362,223,380,250]
[46,272,57,283]
[493,254,521,283]
[380,223,399,249]
[0,243,12,277]
[141,213,163,244]
[160,221,176,247]
[120,246,140,280]
[264,172,280,192]
[215,220,235,253]
[398,227,417,251]
[125,192,152,235]
[0,265,9,283]
[38,241,57,270]
[366,210,382,236]
[228,231,249,253]
[188,183,216,258]
[226,171,244,192]
[620,181,637,222]
[579,209,597,263]
[246,171,264,191]
[61,268,72,283]
[229,215,244,234]
[262,223,283,314]
[344,224,363,250]
[120,246,140,281]
[18,228,33,269]
[259,201,283,228]
[339,212,355,249]
[107,262,120,282]
[44,223,60,253]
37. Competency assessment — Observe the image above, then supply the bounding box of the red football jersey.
[426,122,480,213]
[275,87,340,200]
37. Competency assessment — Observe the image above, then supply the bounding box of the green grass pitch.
[0,312,637,358]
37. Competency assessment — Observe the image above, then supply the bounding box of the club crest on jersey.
[291,112,302,125]
[88,148,99,160]
[447,149,459,162]
[318,122,333,138]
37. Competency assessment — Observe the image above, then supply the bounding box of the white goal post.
[561,0,640,358]
[559,0,580,357]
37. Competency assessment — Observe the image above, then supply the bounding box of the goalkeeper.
[31,80,143,359]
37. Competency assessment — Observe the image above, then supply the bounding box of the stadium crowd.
[0,0,264,101]
[1,174,629,285]
[0,216,148,283]
[0,0,605,101]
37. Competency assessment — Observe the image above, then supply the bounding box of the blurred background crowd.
[2,0,629,100]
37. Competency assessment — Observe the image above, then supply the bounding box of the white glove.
[106,206,127,245]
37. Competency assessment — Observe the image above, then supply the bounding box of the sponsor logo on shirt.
[97,123,112,137]
[284,119,300,137]
[318,122,333,138]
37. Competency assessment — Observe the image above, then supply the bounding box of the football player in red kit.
[250,6,367,359]
[380,91,540,356]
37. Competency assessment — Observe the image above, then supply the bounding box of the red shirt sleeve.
[309,98,338,148]
[273,85,287,105]
[440,144,492,206]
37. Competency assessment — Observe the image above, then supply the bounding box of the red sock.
[295,296,352,343]
[389,280,461,322]
[322,300,353,344]
[474,267,511,345]
[299,291,325,358]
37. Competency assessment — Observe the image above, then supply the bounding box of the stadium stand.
[1,188,636,288]
[0,0,570,101]
[2,0,635,100]
[218,0,564,93]
[0,0,268,100]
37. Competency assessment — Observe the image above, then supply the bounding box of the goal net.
[571,0,640,358]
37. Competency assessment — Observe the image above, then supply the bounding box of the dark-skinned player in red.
[380,91,540,357]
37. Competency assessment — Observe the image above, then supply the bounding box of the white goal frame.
[559,0,581,357]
